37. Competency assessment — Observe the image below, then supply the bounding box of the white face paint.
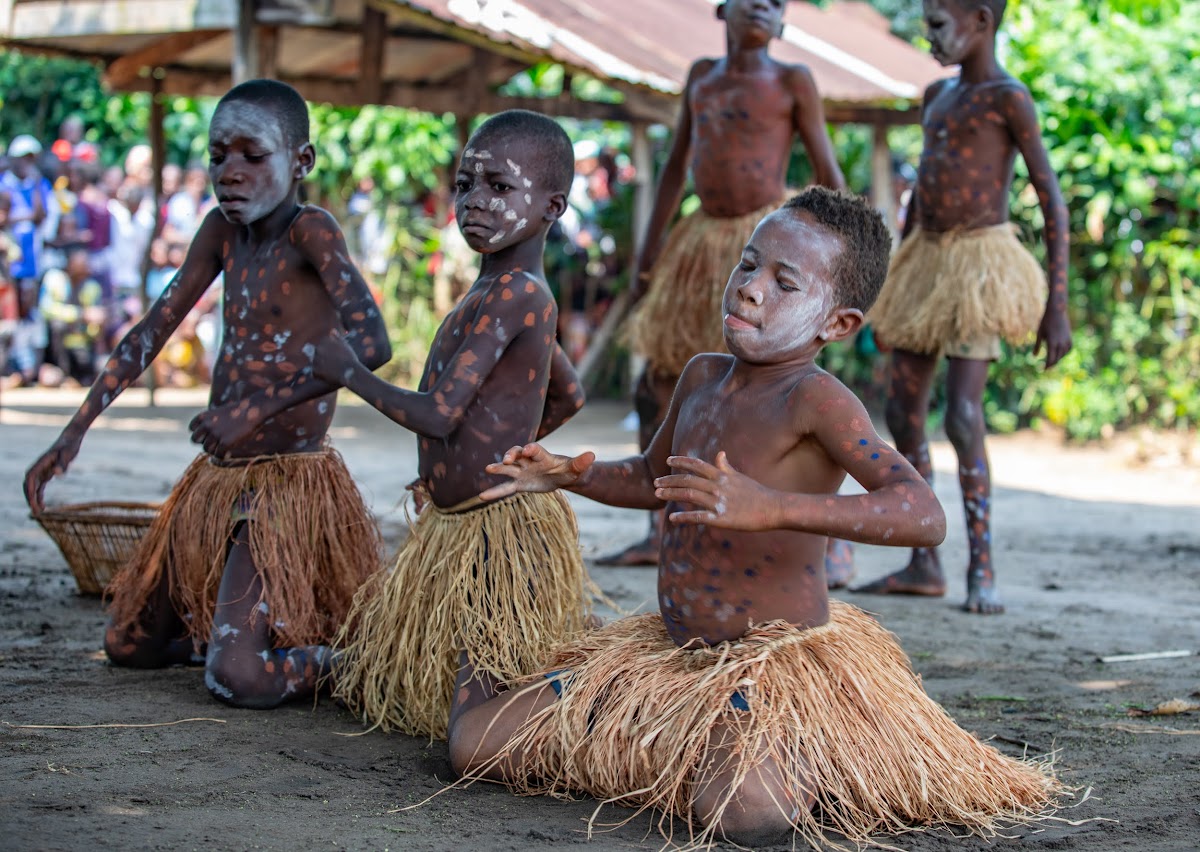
[506,159,522,175]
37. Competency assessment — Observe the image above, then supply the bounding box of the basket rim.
[32,500,162,521]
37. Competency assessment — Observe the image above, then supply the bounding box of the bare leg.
[104,569,204,668]
[596,367,672,567]
[447,649,504,741]
[203,522,332,709]
[691,716,814,847]
[944,357,1004,614]
[824,538,855,589]
[447,677,558,779]
[854,348,946,597]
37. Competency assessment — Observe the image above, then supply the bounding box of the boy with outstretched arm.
[609,0,847,573]
[856,0,1070,613]
[23,80,388,709]
[447,189,1061,849]
[310,110,595,739]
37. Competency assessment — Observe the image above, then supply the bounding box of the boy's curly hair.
[781,187,891,314]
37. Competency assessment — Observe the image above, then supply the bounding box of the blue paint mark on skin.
[871,453,880,459]
[859,439,868,446]
[721,540,732,550]
[744,568,758,577]
[704,584,719,593]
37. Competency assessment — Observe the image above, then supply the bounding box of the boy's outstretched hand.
[480,443,595,502]
[656,451,782,531]
[24,434,84,514]
[189,401,256,457]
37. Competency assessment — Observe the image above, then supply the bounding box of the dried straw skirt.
[627,200,780,376]
[106,448,380,649]
[868,224,1047,355]
[331,490,594,739]
[479,601,1062,849]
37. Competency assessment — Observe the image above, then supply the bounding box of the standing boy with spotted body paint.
[313,110,596,740]
[857,0,1070,614]
[24,80,388,709]
[612,0,847,576]
[446,188,1061,849]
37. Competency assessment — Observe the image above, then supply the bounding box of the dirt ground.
[2,386,1198,852]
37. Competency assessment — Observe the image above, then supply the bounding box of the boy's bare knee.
[943,396,984,451]
[694,783,795,847]
[447,715,496,779]
[104,627,162,669]
[204,654,285,710]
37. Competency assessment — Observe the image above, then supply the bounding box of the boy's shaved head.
[781,187,890,313]
[470,110,574,195]
[216,79,311,147]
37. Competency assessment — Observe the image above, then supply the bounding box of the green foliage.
[998,0,1200,439]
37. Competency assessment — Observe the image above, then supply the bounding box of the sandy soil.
[2,386,1198,851]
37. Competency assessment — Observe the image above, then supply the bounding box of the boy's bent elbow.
[918,504,948,547]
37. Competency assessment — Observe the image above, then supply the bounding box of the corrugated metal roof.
[399,0,944,104]
[1,0,945,114]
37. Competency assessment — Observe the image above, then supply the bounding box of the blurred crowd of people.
[0,116,220,392]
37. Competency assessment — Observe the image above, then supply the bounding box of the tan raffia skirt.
[470,601,1063,850]
[331,490,595,739]
[626,200,781,376]
[106,448,380,649]
[868,224,1047,355]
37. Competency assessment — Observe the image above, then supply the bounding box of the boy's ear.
[716,2,728,22]
[295,142,316,180]
[976,5,994,31]
[818,307,864,344]
[544,190,568,223]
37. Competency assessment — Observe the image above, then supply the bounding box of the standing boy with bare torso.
[24,80,389,708]
[609,0,847,571]
[445,188,1061,848]
[857,0,1070,613]
[313,110,596,740]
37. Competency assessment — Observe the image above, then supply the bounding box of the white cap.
[8,135,43,158]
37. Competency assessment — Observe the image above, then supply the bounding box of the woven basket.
[33,502,160,595]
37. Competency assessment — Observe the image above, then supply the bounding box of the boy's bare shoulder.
[686,57,722,87]
[679,352,734,387]
[288,204,346,243]
[788,367,869,429]
[922,75,955,102]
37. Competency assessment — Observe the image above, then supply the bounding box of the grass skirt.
[477,601,1062,849]
[331,491,595,739]
[106,448,380,649]
[627,200,780,376]
[868,224,1047,354]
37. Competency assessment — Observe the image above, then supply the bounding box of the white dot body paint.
[524,194,531,204]
[302,343,316,360]
[475,149,492,159]
[489,197,506,212]
[515,218,527,232]
[522,177,532,188]
[506,159,522,175]
[464,147,475,158]
[474,162,484,174]
[205,670,234,699]
[504,210,517,221]
[489,231,506,243]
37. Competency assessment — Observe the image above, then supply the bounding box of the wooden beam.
[103,29,225,88]
[360,5,386,103]
[825,104,921,126]
[258,24,279,78]
[233,0,258,84]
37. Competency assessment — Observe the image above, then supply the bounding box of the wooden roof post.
[140,74,167,407]
[233,0,259,84]
[870,122,897,246]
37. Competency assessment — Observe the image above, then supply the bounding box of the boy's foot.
[851,551,946,597]
[824,539,855,589]
[594,537,659,566]
[963,567,1005,614]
